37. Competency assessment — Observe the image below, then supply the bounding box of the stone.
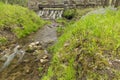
[40,59,49,64]
[23,59,30,63]
[64,43,70,47]
[42,55,48,59]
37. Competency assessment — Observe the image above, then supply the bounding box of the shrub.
[63,9,76,20]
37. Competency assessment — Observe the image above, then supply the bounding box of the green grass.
[0,2,45,39]
[42,9,120,80]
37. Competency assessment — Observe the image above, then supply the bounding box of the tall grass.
[42,9,120,80]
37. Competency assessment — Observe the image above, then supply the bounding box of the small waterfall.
[52,10,57,19]
[38,10,44,17]
[45,10,49,17]
[57,10,63,19]
[49,10,54,19]
[38,8,64,19]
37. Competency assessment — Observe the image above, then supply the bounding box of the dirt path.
[0,21,59,80]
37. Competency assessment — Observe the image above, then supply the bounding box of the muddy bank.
[0,21,59,80]
[0,48,51,80]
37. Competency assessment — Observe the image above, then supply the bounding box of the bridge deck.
[44,8,64,10]
[38,4,65,9]
[38,2,101,10]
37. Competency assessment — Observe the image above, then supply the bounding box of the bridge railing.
[38,8,64,19]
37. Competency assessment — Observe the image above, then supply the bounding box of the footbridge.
[37,0,103,19]
[37,4,76,19]
[38,7,64,19]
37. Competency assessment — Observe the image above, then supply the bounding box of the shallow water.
[0,21,59,80]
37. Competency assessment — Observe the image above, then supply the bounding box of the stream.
[0,21,59,80]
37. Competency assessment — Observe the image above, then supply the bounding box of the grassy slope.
[0,2,45,40]
[56,8,94,37]
[42,9,120,80]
